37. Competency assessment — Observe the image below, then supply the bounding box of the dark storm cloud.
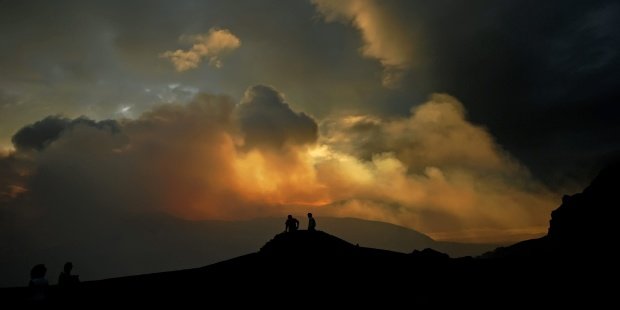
[11,116,119,152]
[413,0,620,185]
[314,0,620,186]
[237,85,318,149]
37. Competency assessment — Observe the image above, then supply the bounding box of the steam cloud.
[0,85,557,243]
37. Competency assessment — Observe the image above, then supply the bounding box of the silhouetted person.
[285,215,299,232]
[57,261,80,303]
[307,213,316,231]
[58,261,80,288]
[28,264,49,303]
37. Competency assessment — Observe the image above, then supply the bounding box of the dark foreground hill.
[1,164,616,306]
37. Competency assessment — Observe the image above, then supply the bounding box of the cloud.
[0,86,319,221]
[0,86,558,244]
[236,85,318,150]
[312,0,416,88]
[160,28,241,71]
[0,153,31,204]
[11,116,120,152]
[312,94,556,243]
[321,94,524,175]
[1,0,617,188]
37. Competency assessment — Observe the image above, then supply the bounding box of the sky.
[1,0,619,244]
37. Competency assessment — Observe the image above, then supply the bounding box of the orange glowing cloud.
[0,87,558,243]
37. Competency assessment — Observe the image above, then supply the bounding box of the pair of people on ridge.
[285,213,316,232]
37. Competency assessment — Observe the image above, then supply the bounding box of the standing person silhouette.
[58,261,80,303]
[307,213,316,231]
[58,261,79,288]
[285,215,299,232]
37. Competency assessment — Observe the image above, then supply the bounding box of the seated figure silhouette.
[307,213,316,231]
[58,261,80,288]
[28,264,49,303]
[285,215,299,232]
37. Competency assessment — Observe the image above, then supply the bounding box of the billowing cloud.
[237,85,318,150]
[322,94,523,174]
[312,0,416,88]
[311,94,556,242]
[0,86,558,243]
[160,28,241,71]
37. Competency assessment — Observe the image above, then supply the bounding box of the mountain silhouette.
[548,162,615,243]
[484,162,618,259]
